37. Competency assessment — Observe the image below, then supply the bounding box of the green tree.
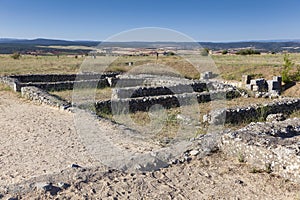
[281,54,294,83]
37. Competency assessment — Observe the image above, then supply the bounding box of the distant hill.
[0,38,99,54]
[0,38,299,54]
[0,38,99,46]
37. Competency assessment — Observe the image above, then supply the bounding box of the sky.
[0,0,300,42]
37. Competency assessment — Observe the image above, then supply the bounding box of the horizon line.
[1,37,300,43]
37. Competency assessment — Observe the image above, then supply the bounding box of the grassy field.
[213,53,300,81]
[1,53,300,80]
[0,54,84,76]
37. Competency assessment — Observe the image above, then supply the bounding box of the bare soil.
[1,90,300,199]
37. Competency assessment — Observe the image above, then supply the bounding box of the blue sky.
[0,0,299,42]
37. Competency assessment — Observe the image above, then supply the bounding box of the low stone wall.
[4,73,119,92]
[208,98,300,124]
[17,79,109,91]
[10,72,119,83]
[21,86,71,110]
[219,118,300,183]
[113,82,208,99]
[95,90,240,114]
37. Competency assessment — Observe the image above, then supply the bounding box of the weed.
[250,168,263,173]
[237,152,245,163]
[265,163,272,174]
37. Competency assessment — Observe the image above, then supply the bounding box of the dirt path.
[0,91,100,186]
[1,90,300,199]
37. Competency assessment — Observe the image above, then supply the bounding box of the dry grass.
[50,87,112,102]
[105,55,202,79]
[213,53,300,81]
[282,82,300,97]
[0,83,12,91]
[1,53,300,81]
[290,110,300,118]
[0,54,84,76]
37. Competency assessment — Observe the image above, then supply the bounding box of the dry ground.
[0,90,300,199]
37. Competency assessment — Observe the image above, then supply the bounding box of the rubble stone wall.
[95,90,240,114]
[209,98,300,124]
[21,86,71,110]
[4,73,120,92]
[10,72,119,83]
[114,82,208,98]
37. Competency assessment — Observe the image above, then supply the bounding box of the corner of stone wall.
[21,86,71,111]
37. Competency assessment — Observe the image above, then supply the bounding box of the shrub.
[236,49,260,55]
[222,49,228,55]
[166,51,175,56]
[200,48,209,56]
[11,52,21,59]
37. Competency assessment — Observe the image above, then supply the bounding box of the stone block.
[242,75,251,85]
[200,71,213,79]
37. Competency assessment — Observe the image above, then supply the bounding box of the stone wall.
[21,86,71,110]
[208,98,300,124]
[17,79,110,91]
[113,82,208,99]
[4,73,120,92]
[10,72,119,83]
[95,90,240,114]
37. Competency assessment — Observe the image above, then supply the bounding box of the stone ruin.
[242,75,282,98]
[1,73,120,92]
[0,73,240,111]
[2,72,300,184]
[96,74,240,114]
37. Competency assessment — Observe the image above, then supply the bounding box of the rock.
[203,114,209,123]
[266,113,285,122]
[184,156,192,162]
[235,179,244,185]
[8,197,18,200]
[170,159,179,165]
[57,182,71,189]
[262,93,269,98]
[255,92,262,98]
[190,150,200,156]
[35,182,52,191]
[71,164,81,168]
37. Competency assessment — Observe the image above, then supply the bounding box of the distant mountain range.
[0,38,299,54]
[0,38,99,46]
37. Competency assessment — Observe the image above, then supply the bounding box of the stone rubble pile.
[219,118,300,183]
